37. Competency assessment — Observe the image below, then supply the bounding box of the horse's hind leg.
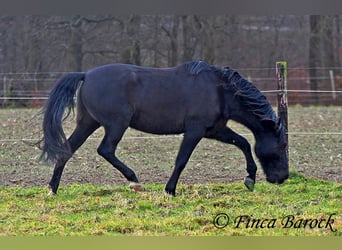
[97,124,141,191]
[49,120,100,194]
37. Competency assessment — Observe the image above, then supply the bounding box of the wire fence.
[0,66,341,143]
[1,67,342,107]
[0,132,341,143]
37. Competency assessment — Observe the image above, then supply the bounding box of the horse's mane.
[184,61,220,75]
[184,61,277,121]
[221,66,277,121]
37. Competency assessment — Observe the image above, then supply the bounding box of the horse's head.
[255,119,289,184]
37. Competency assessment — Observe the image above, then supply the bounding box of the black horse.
[40,61,288,196]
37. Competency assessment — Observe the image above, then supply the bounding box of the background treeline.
[0,15,341,106]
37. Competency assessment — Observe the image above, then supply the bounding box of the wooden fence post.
[276,61,289,165]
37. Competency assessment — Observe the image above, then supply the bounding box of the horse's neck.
[230,112,264,137]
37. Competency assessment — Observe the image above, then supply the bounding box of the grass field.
[0,106,341,235]
[0,172,341,236]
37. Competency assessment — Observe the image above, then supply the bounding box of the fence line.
[1,66,342,106]
[1,131,342,144]
[0,72,80,75]
[261,90,342,93]
[0,97,48,100]
[1,89,342,100]
[0,76,340,83]
[1,66,342,74]
[1,65,341,142]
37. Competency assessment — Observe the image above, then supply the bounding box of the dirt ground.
[0,107,341,189]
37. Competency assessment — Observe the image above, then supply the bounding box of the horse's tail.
[40,72,85,163]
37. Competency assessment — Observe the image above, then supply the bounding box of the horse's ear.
[261,119,277,130]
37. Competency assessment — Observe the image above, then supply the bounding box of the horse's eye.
[280,142,287,150]
[269,152,280,161]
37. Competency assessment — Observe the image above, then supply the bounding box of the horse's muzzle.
[266,173,289,185]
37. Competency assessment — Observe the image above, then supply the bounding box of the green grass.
[0,172,341,236]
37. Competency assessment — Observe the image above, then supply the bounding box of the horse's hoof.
[164,186,176,197]
[129,182,143,192]
[47,188,56,196]
[164,190,176,197]
[244,177,255,191]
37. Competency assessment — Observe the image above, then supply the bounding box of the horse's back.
[80,63,222,134]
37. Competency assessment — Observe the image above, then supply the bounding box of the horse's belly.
[129,111,185,135]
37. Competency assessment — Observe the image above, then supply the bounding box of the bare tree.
[192,16,217,64]
[119,15,142,65]
[334,15,341,73]
[0,16,15,72]
[321,16,335,68]
[66,15,84,71]
[309,15,322,104]
[1,15,341,106]
[181,15,198,62]
[162,15,180,66]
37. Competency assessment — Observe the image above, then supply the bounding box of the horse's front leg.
[165,128,205,196]
[206,126,257,191]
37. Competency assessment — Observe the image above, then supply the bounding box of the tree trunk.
[67,15,83,71]
[195,16,215,64]
[120,15,141,65]
[162,15,179,66]
[181,16,192,62]
[334,15,341,75]
[322,16,335,68]
[309,15,322,104]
